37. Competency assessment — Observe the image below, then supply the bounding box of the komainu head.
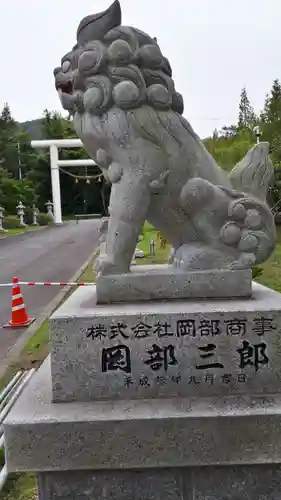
[54,0,184,117]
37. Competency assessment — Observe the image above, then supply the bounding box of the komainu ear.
[77,0,122,45]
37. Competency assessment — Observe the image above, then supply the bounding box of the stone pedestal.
[36,466,281,500]
[4,281,281,499]
[96,265,252,304]
[5,358,281,499]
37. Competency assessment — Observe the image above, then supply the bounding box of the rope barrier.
[58,166,103,181]
[0,281,95,287]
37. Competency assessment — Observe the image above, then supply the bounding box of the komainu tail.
[228,142,274,201]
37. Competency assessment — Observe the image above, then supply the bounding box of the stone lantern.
[45,200,54,221]
[0,206,7,232]
[16,201,27,227]
[149,238,156,256]
[32,205,39,226]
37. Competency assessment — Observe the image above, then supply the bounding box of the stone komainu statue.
[54,0,276,276]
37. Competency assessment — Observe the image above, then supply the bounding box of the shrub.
[275,212,281,226]
[2,212,52,229]
[24,207,33,225]
[18,208,52,226]
[37,212,53,226]
[3,215,21,229]
[0,447,4,467]
[157,231,168,249]
[252,266,263,279]
[0,178,37,215]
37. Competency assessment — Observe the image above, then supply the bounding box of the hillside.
[19,118,43,140]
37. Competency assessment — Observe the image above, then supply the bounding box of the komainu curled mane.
[54,0,276,276]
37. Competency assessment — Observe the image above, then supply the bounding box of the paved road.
[0,220,100,364]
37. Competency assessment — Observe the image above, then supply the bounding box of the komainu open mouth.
[56,80,73,95]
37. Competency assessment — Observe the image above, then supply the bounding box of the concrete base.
[4,357,281,472]
[36,466,281,500]
[96,265,252,303]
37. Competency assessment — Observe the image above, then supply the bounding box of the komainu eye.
[61,60,71,73]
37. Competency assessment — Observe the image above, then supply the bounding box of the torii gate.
[31,139,97,224]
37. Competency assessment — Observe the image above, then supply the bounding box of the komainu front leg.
[95,171,151,276]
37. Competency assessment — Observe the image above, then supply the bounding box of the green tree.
[0,167,8,205]
[238,87,257,131]
[261,79,281,162]
[0,176,37,214]
[262,79,281,125]
[205,88,259,173]
[0,103,39,181]
[260,79,281,207]
[204,128,255,172]
[0,103,20,178]
[0,104,40,213]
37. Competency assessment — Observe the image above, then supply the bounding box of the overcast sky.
[0,0,278,137]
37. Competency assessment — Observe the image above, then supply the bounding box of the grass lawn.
[255,228,281,292]
[0,227,46,238]
[0,474,37,500]
[0,322,49,393]
[137,221,171,264]
[0,324,47,498]
[1,223,281,500]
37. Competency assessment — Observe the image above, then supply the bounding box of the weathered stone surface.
[54,0,276,279]
[50,283,281,402]
[5,358,281,473]
[96,265,252,303]
[98,216,109,258]
[36,466,281,500]
[191,465,281,500]
[37,469,184,500]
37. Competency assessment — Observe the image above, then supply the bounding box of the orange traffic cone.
[4,277,35,328]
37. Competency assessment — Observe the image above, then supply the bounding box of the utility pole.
[17,141,22,180]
